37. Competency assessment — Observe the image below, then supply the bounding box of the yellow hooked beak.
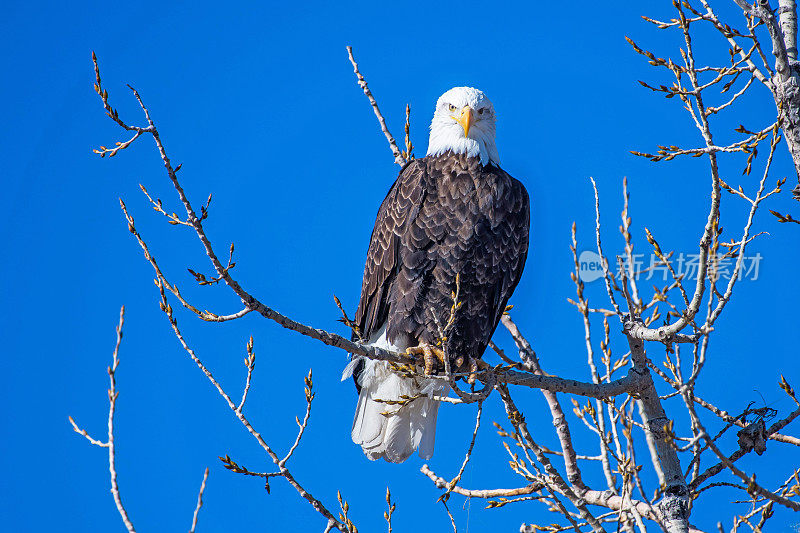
[454,106,474,137]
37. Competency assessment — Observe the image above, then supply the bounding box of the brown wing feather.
[353,159,428,342]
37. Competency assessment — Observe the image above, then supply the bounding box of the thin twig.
[345,46,405,166]
[69,306,136,533]
[442,401,483,500]
[189,467,209,533]
[237,336,256,412]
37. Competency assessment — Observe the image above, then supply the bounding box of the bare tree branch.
[420,464,544,499]
[237,336,256,412]
[68,306,136,533]
[189,467,209,533]
[346,46,405,166]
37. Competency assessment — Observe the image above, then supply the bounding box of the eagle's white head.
[426,86,499,166]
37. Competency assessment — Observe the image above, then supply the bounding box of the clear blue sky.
[2,1,798,531]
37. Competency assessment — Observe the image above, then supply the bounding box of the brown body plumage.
[352,151,530,388]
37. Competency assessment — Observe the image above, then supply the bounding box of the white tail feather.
[383,403,414,463]
[414,397,441,460]
[347,325,447,463]
[350,325,449,463]
[350,359,447,462]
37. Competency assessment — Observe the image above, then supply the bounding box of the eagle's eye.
[448,104,456,112]
[478,108,486,115]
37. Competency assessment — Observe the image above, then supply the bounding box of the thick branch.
[625,319,690,533]
[731,0,800,195]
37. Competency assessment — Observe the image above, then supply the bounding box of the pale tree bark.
[728,0,800,197]
[628,332,689,532]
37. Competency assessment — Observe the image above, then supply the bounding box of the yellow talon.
[406,343,447,375]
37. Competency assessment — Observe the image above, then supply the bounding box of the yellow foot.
[466,358,490,384]
[406,343,446,375]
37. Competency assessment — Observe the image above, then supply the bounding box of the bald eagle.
[344,87,530,463]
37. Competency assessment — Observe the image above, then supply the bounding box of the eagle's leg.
[405,343,446,375]
[452,355,480,382]
[466,358,490,384]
